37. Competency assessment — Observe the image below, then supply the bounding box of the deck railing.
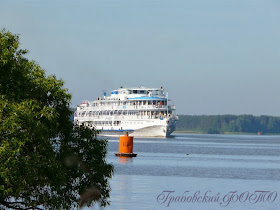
[77,104,175,111]
[75,114,177,121]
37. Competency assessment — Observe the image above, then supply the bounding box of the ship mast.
[166,90,168,117]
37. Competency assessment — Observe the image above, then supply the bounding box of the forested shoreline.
[176,115,280,134]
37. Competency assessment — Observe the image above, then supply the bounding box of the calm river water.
[93,133,280,210]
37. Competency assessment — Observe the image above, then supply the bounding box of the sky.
[1,0,280,116]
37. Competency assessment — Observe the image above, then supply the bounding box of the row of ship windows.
[76,111,171,117]
[93,121,145,125]
[112,90,164,95]
[92,100,167,106]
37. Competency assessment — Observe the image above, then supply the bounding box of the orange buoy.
[119,132,133,153]
[115,132,137,157]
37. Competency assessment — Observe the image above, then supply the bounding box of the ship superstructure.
[74,86,178,137]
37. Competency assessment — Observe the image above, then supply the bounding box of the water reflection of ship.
[113,175,135,210]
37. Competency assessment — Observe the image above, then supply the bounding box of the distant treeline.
[176,115,280,134]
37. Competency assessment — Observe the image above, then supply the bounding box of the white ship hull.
[98,122,175,138]
[79,117,177,137]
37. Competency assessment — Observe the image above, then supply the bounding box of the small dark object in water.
[115,153,137,157]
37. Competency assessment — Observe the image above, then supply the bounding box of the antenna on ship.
[166,90,169,117]
[102,89,106,100]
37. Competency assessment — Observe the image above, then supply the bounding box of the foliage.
[177,114,280,134]
[0,29,113,209]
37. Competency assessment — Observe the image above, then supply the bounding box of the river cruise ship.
[74,86,178,137]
